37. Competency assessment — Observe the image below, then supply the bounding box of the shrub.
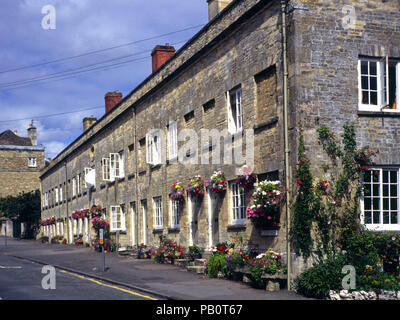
[295,255,349,298]
[206,253,231,278]
[187,244,203,261]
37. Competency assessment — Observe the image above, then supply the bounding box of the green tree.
[0,190,41,238]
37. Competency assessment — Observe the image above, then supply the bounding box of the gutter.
[281,0,292,291]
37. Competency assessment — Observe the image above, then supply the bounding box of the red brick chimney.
[151,44,175,73]
[105,91,122,113]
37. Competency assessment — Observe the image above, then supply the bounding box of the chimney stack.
[207,0,232,21]
[28,121,37,146]
[83,116,97,132]
[151,44,175,73]
[105,91,122,113]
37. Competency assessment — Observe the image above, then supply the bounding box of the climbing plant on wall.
[292,123,377,261]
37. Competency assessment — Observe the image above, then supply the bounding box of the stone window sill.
[227,224,246,232]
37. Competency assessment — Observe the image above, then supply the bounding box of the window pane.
[390,171,397,183]
[383,184,389,196]
[383,198,389,210]
[391,212,398,224]
[365,211,372,224]
[390,185,397,197]
[362,91,369,104]
[373,211,380,224]
[364,198,371,210]
[383,211,390,224]
[391,198,397,210]
[370,92,378,105]
[361,61,368,74]
[361,76,369,89]
[373,171,379,182]
[370,77,377,90]
[364,184,371,196]
[373,184,379,196]
[370,62,377,75]
[373,198,380,210]
[383,171,389,183]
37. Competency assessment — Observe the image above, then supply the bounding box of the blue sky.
[0,0,207,158]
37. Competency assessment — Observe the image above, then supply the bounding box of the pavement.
[0,237,310,300]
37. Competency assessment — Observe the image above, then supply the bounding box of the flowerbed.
[152,237,184,264]
[206,241,286,288]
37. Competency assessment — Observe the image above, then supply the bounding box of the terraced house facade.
[40,0,400,273]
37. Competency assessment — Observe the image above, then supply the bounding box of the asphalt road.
[0,252,157,300]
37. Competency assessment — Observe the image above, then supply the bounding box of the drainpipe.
[281,0,292,291]
[64,162,69,243]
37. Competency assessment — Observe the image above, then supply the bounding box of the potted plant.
[236,166,257,190]
[170,182,185,202]
[187,175,205,198]
[206,171,227,194]
[246,180,283,230]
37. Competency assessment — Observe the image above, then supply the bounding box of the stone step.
[194,258,207,266]
[186,265,206,274]
[174,259,189,267]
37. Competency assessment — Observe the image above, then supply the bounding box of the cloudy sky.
[0,0,207,159]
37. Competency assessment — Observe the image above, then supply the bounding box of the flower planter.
[261,273,287,292]
[260,226,280,237]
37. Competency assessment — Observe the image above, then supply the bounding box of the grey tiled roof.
[0,130,32,146]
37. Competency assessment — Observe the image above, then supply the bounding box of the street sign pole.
[4,224,7,248]
[99,228,105,272]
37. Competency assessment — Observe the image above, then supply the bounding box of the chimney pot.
[27,122,37,146]
[151,45,176,73]
[207,0,232,21]
[105,91,123,113]
[83,116,97,132]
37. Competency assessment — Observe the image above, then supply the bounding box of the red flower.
[297,180,302,185]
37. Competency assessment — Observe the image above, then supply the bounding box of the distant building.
[0,123,45,237]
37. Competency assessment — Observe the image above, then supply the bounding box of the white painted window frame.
[227,86,243,134]
[72,177,77,197]
[170,199,180,228]
[153,197,163,230]
[168,121,178,160]
[102,157,111,181]
[110,205,126,232]
[360,167,400,231]
[358,57,400,113]
[28,157,37,168]
[230,182,246,225]
[146,132,161,165]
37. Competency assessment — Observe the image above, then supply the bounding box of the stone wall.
[41,0,289,253]
[289,0,400,170]
[0,148,44,198]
